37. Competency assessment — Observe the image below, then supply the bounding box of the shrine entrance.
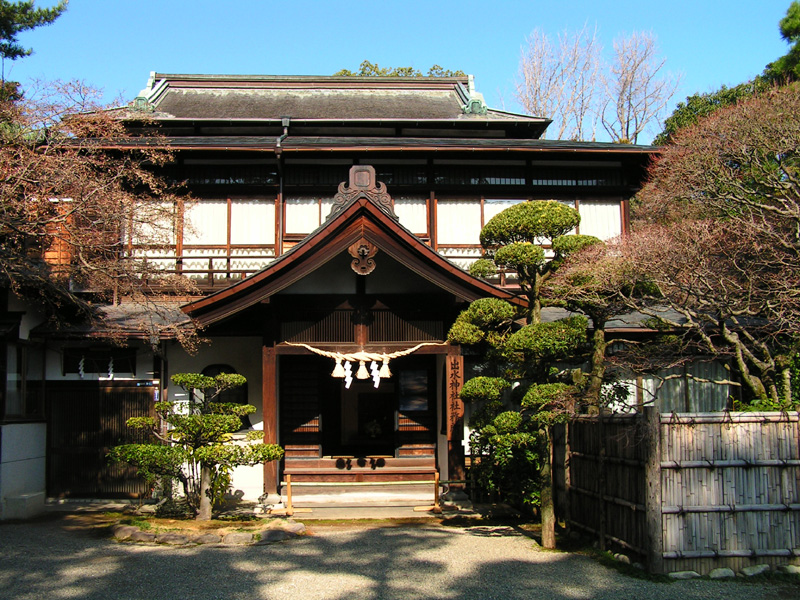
[280,354,438,461]
[332,378,396,457]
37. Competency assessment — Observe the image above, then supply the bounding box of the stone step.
[281,483,436,505]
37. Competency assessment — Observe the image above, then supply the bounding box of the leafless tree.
[627,85,800,403]
[0,79,198,346]
[601,31,680,144]
[515,24,602,140]
[516,28,678,144]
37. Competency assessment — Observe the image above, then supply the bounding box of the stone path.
[0,516,796,600]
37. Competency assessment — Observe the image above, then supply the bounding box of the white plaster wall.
[0,423,46,520]
[228,464,264,501]
[578,199,623,240]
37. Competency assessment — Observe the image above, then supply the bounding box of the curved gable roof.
[182,166,524,326]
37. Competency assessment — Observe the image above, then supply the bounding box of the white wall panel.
[579,199,622,240]
[437,199,482,245]
[230,199,275,245]
[184,200,228,245]
[285,197,320,234]
[394,197,428,234]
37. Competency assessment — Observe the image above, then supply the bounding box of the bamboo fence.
[553,409,800,575]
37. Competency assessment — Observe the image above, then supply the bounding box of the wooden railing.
[128,243,523,292]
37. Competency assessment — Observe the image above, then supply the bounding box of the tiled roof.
[139,73,548,125]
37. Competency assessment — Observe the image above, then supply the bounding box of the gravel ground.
[0,517,797,600]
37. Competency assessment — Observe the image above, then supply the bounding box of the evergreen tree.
[334,61,465,77]
[0,0,68,98]
[765,1,800,82]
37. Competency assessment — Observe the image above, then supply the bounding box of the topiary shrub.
[504,315,588,364]
[459,376,511,403]
[480,200,581,247]
[469,258,498,279]
[110,372,283,521]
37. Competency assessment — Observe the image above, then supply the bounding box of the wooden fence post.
[564,421,572,534]
[598,411,606,551]
[644,407,663,574]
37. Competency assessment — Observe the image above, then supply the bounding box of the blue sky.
[5,0,792,142]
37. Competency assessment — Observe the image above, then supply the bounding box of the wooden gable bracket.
[348,237,378,275]
[327,165,399,222]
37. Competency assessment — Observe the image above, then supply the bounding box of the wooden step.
[283,469,437,483]
[284,457,435,469]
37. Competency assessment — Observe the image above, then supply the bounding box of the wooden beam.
[262,344,279,496]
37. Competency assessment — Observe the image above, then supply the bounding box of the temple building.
[0,73,656,516]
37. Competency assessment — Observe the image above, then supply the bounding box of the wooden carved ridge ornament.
[327,165,399,222]
[348,238,378,275]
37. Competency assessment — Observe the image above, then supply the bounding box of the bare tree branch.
[516,24,602,140]
[601,32,680,143]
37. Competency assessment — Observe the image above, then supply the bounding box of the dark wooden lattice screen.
[46,381,157,498]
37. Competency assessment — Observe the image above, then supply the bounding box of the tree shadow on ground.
[0,516,791,600]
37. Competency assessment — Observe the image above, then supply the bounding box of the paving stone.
[777,565,800,575]
[129,530,157,543]
[741,564,771,577]
[281,521,306,535]
[708,568,736,579]
[222,532,254,545]
[668,570,701,580]
[191,533,222,544]
[111,525,139,540]
[156,533,190,545]
[256,529,290,544]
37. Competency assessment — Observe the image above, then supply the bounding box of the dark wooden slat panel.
[46,382,156,498]
[280,356,324,456]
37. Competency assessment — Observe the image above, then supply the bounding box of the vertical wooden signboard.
[446,351,465,480]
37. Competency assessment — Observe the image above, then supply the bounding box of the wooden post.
[445,350,465,481]
[644,407,664,574]
[262,344,279,496]
[434,471,440,512]
[564,421,572,533]
[598,411,607,551]
[285,474,293,517]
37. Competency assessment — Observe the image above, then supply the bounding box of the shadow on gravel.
[0,516,792,600]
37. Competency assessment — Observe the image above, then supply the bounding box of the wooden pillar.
[445,349,465,480]
[644,407,664,574]
[262,344,279,495]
